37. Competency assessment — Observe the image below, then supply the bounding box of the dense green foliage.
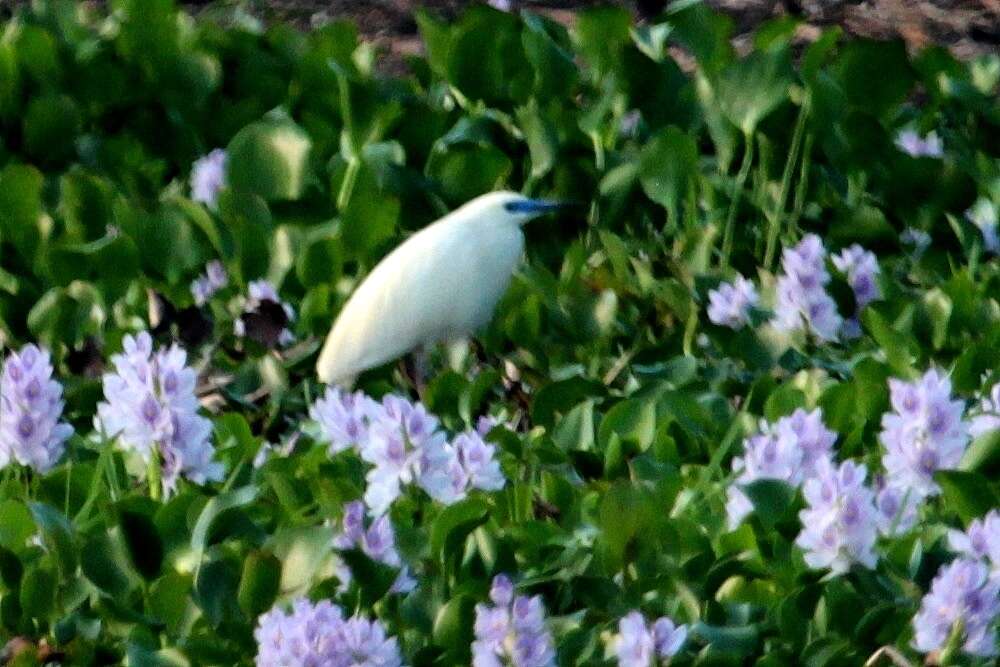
[0,0,999,665]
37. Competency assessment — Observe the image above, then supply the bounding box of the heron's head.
[467,191,570,227]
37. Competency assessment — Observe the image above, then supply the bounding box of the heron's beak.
[505,199,575,215]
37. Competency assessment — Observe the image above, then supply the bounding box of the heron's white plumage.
[316,191,545,385]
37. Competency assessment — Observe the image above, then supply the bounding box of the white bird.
[316,191,566,386]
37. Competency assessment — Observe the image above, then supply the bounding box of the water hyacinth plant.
[0,1,997,665]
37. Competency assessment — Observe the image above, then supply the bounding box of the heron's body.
[317,192,556,386]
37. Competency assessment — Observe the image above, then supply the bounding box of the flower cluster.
[190,260,228,306]
[795,460,879,574]
[310,389,505,515]
[472,575,556,667]
[0,345,73,473]
[969,381,1000,439]
[309,386,381,455]
[333,501,416,594]
[948,510,1000,580]
[190,148,227,209]
[832,244,880,338]
[966,197,999,254]
[895,128,943,159]
[872,478,919,537]
[254,598,403,667]
[706,275,759,330]
[774,235,842,342]
[614,611,687,667]
[726,408,837,528]
[234,280,297,347]
[912,559,1000,658]
[96,332,223,497]
[879,369,969,499]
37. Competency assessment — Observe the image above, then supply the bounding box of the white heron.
[316,191,567,386]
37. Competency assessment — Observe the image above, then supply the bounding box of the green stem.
[336,157,361,211]
[720,133,755,268]
[764,96,810,270]
[788,133,814,236]
[148,446,162,502]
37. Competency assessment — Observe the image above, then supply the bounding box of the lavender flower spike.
[190,260,228,306]
[190,148,227,209]
[333,501,416,594]
[614,611,688,666]
[254,598,403,667]
[796,459,880,574]
[309,386,381,455]
[472,575,556,667]
[707,275,759,330]
[947,510,1000,578]
[879,369,969,498]
[0,345,73,473]
[96,332,223,497]
[912,559,1000,658]
[773,234,843,342]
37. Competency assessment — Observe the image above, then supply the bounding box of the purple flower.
[726,409,836,528]
[773,235,843,342]
[873,479,919,537]
[453,430,506,493]
[614,611,687,666]
[0,345,72,473]
[361,394,450,514]
[96,332,223,497]
[309,386,381,455]
[707,275,759,330]
[880,369,969,498]
[832,244,880,338]
[473,575,556,667]
[233,280,296,346]
[948,510,1000,580]
[966,198,999,254]
[333,501,416,594]
[191,149,227,209]
[190,260,228,306]
[912,559,1000,658]
[969,382,1000,439]
[254,598,403,667]
[796,459,879,574]
[895,129,943,159]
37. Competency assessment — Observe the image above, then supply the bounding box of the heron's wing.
[316,219,477,384]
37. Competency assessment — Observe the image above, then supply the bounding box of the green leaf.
[22,94,80,166]
[431,498,490,564]
[238,550,282,619]
[339,549,399,607]
[961,430,1000,475]
[598,398,656,453]
[743,479,798,531]
[20,563,56,620]
[269,525,336,596]
[936,470,1000,523]
[189,486,258,559]
[0,163,44,262]
[432,594,476,658]
[716,49,792,135]
[0,500,34,552]
[834,40,914,117]
[28,502,77,577]
[227,119,313,202]
[639,126,698,225]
